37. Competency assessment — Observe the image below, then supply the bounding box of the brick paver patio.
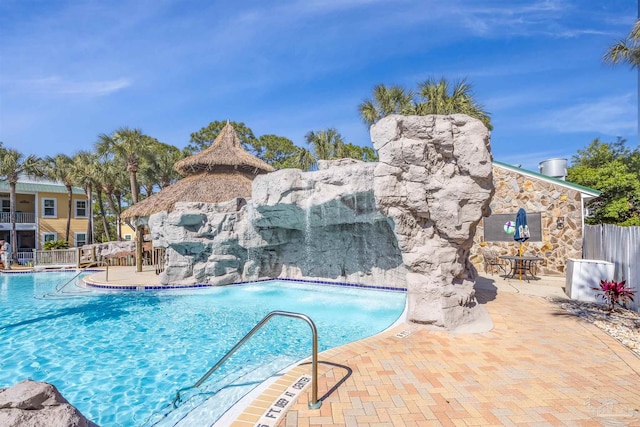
[231,284,640,426]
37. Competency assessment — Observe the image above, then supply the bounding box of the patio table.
[499,255,544,282]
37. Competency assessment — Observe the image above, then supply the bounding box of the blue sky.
[0,0,637,172]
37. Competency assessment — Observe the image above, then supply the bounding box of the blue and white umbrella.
[513,208,530,256]
[513,208,531,279]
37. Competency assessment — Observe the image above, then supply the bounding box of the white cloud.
[8,77,132,97]
[539,94,637,135]
[455,0,616,39]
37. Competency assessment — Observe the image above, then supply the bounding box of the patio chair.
[481,248,506,275]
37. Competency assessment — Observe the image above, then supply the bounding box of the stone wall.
[471,165,584,276]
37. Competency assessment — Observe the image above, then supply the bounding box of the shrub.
[593,279,636,311]
[43,240,69,250]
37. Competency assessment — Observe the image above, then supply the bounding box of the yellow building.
[0,178,89,263]
[121,223,136,241]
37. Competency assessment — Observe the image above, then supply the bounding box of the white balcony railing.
[0,212,36,224]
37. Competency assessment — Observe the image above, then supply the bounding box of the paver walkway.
[269,286,640,426]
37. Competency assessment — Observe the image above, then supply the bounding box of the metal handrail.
[174,310,322,410]
[54,261,109,293]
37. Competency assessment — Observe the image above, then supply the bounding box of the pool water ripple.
[0,273,405,426]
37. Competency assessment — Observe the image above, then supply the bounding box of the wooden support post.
[136,221,143,273]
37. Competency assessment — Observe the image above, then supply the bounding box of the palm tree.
[96,127,153,204]
[93,160,111,242]
[290,148,317,171]
[305,128,347,163]
[0,146,39,263]
[95,159,127,241]
[71,151,98,245]
[358,85,415,126]
[41,154,75,243]
[138,140,182,196]
[603,19,640,68]
[358,78,492,130]
[416,78,493,130]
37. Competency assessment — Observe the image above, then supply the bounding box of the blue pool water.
[0,273,405,426]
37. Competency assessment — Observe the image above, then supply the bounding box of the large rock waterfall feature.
[150,114,494,329]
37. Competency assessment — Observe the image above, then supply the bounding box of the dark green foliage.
[44,240,69,250]
[567,138,640,226]
[186,121,258,155]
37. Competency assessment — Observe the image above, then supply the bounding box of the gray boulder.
[0,380,98,427]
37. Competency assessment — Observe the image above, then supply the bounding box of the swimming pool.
[0,272,406,426]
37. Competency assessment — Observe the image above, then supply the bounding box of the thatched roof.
[121,123,276,219]
[121,171,253,219]
[174,122,275,176]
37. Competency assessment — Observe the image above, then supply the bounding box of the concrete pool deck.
[81,268,640,425]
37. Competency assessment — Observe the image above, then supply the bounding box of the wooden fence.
[583,224,639,311]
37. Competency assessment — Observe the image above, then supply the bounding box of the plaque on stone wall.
[483,212,542,242]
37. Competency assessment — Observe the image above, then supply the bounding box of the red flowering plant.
[593,279,636,311]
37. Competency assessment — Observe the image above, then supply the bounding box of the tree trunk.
[85,184,93,245]
[65,185,72,243]
[115,191,123,241]
[9,181,17,264]
[129,170,139,204]
[96,189,111,242]
[104,190,121,241]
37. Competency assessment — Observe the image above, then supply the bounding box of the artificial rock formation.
[0,380,97,427]
[150,114,494,329]
[371,115,494,326]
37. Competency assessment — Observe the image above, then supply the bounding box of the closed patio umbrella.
[513,207,530,256]
[513,208,530,280]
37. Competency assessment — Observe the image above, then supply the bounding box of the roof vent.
[538,158,567,181]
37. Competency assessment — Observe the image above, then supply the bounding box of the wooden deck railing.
[17,251,34,266]
[153,247,166,275]
[33,248,79,269]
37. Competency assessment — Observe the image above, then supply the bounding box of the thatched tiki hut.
[121,122,274,271]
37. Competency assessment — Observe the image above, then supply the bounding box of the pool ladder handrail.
[174,310,322,410]
[54,261,109,293]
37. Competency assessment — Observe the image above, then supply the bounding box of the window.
[43,199,57,218]
[75,232,87,247]
[75,200,87,218]
[0,199,9,222]
[124,234,132,241]
[482,212,542,242]
[43,233,57,245]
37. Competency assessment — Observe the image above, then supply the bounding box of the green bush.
[44,240,69,250]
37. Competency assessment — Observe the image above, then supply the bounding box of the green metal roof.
[493,160,601,197]
[0,181,85,195]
